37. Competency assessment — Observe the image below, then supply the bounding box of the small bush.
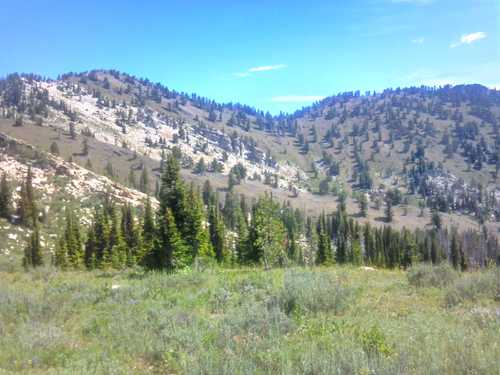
[280,270,356,315]
[407,263,458,288]
[445,268,499,307]
[357,325,393,358]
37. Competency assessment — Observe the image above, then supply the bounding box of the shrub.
[280,270,356,315]
[407,263,458,288]
[445,268,499,307]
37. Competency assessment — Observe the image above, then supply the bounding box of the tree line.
[2,154,497,272]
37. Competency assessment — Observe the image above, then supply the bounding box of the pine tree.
[91,208,110,267]
[384,195,393,223]
[316,213,332,265]
[202,180,214,206]
[22,222,43,268]
[158,153,186,227]
[85,158,93,170]
[64,208,83,268]
[105,161,114,178]
[84,229,96,269]
[359,193,368,217]
[139,166,149,193]
[235,209,249,264]
[247,194,288,268]
[431,210,442,231]
[0,172,11,219]
[209,204,225,263]
[121,204,139,266]
[153,208,190,270]
[450,231,461,270]
[141,196,155,262]
[193,158,206,175]
[54,237,68,269]
[184,187,212,260]
[223,189,239,230]
[82,139,89,156]
[128,168,137,189]
[18,166,37,227]
[50,141,60,156]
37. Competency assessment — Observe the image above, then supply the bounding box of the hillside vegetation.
[0,265,498,374]
[0,70,499,229]
[0,70,499,375]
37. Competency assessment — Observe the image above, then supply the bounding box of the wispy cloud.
[391,0,434,5]
[271,95,325,103]
[450,32,487,48]
[249,64,287,73]
[412,37,425,44]
[405,62,500,88]
[233,64,287,78]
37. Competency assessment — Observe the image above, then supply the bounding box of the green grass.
[0,264,498,374]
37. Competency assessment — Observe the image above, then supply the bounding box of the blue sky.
[0,0,498,113]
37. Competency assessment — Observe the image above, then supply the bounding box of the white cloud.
[412,37,425,44]
[249,64,287,72]
[391,0,434,4]
[233,64,287,78]
[405,63,500,88]
[450,32,486,48]
[271,95,325,103]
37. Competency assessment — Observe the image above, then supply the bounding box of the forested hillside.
[0,70,499,272]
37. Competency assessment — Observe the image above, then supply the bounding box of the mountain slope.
[0,70,499,234]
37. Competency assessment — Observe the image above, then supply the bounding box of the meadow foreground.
[0,264,498,374]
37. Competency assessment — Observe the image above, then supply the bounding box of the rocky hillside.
[0,132,151,266]
[0,70,499,234]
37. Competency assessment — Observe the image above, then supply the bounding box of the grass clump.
[280,269,357,315]
[445,267,499,307]
[407,263,458,288]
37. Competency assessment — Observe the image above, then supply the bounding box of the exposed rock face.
[0,132,153,208]
[26,79,306,192]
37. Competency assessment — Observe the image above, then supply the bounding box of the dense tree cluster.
[10,151,496,272]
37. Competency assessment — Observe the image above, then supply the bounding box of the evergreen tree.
[105,161,114,178]
[141,196,155,260]
[139,166,149,193]
[17,166,37,227]
[202,180,214,206]
[384,194,393,223]
[431,210,442,231]
[235,208,249,263]
[316,213,332,265]
[121,204,139,266]
[82,139,89,156]
[158,153,187,229]
[209,204,225,262]
[0,173,11,218]
[64,208,83,268]
[450,231,461,270]
[359,193,368,217]
[91,208,110,267]
[152,208,190,270]
[22,222,43,268]
[54,237,68,269]
[247,194,288,268]
[84,228,96,269]
[193,158,207,175]
[128,168,137,189]
[50,141,60,156]
[184,187,212,260]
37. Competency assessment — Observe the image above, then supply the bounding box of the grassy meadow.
[0,264,498,374]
